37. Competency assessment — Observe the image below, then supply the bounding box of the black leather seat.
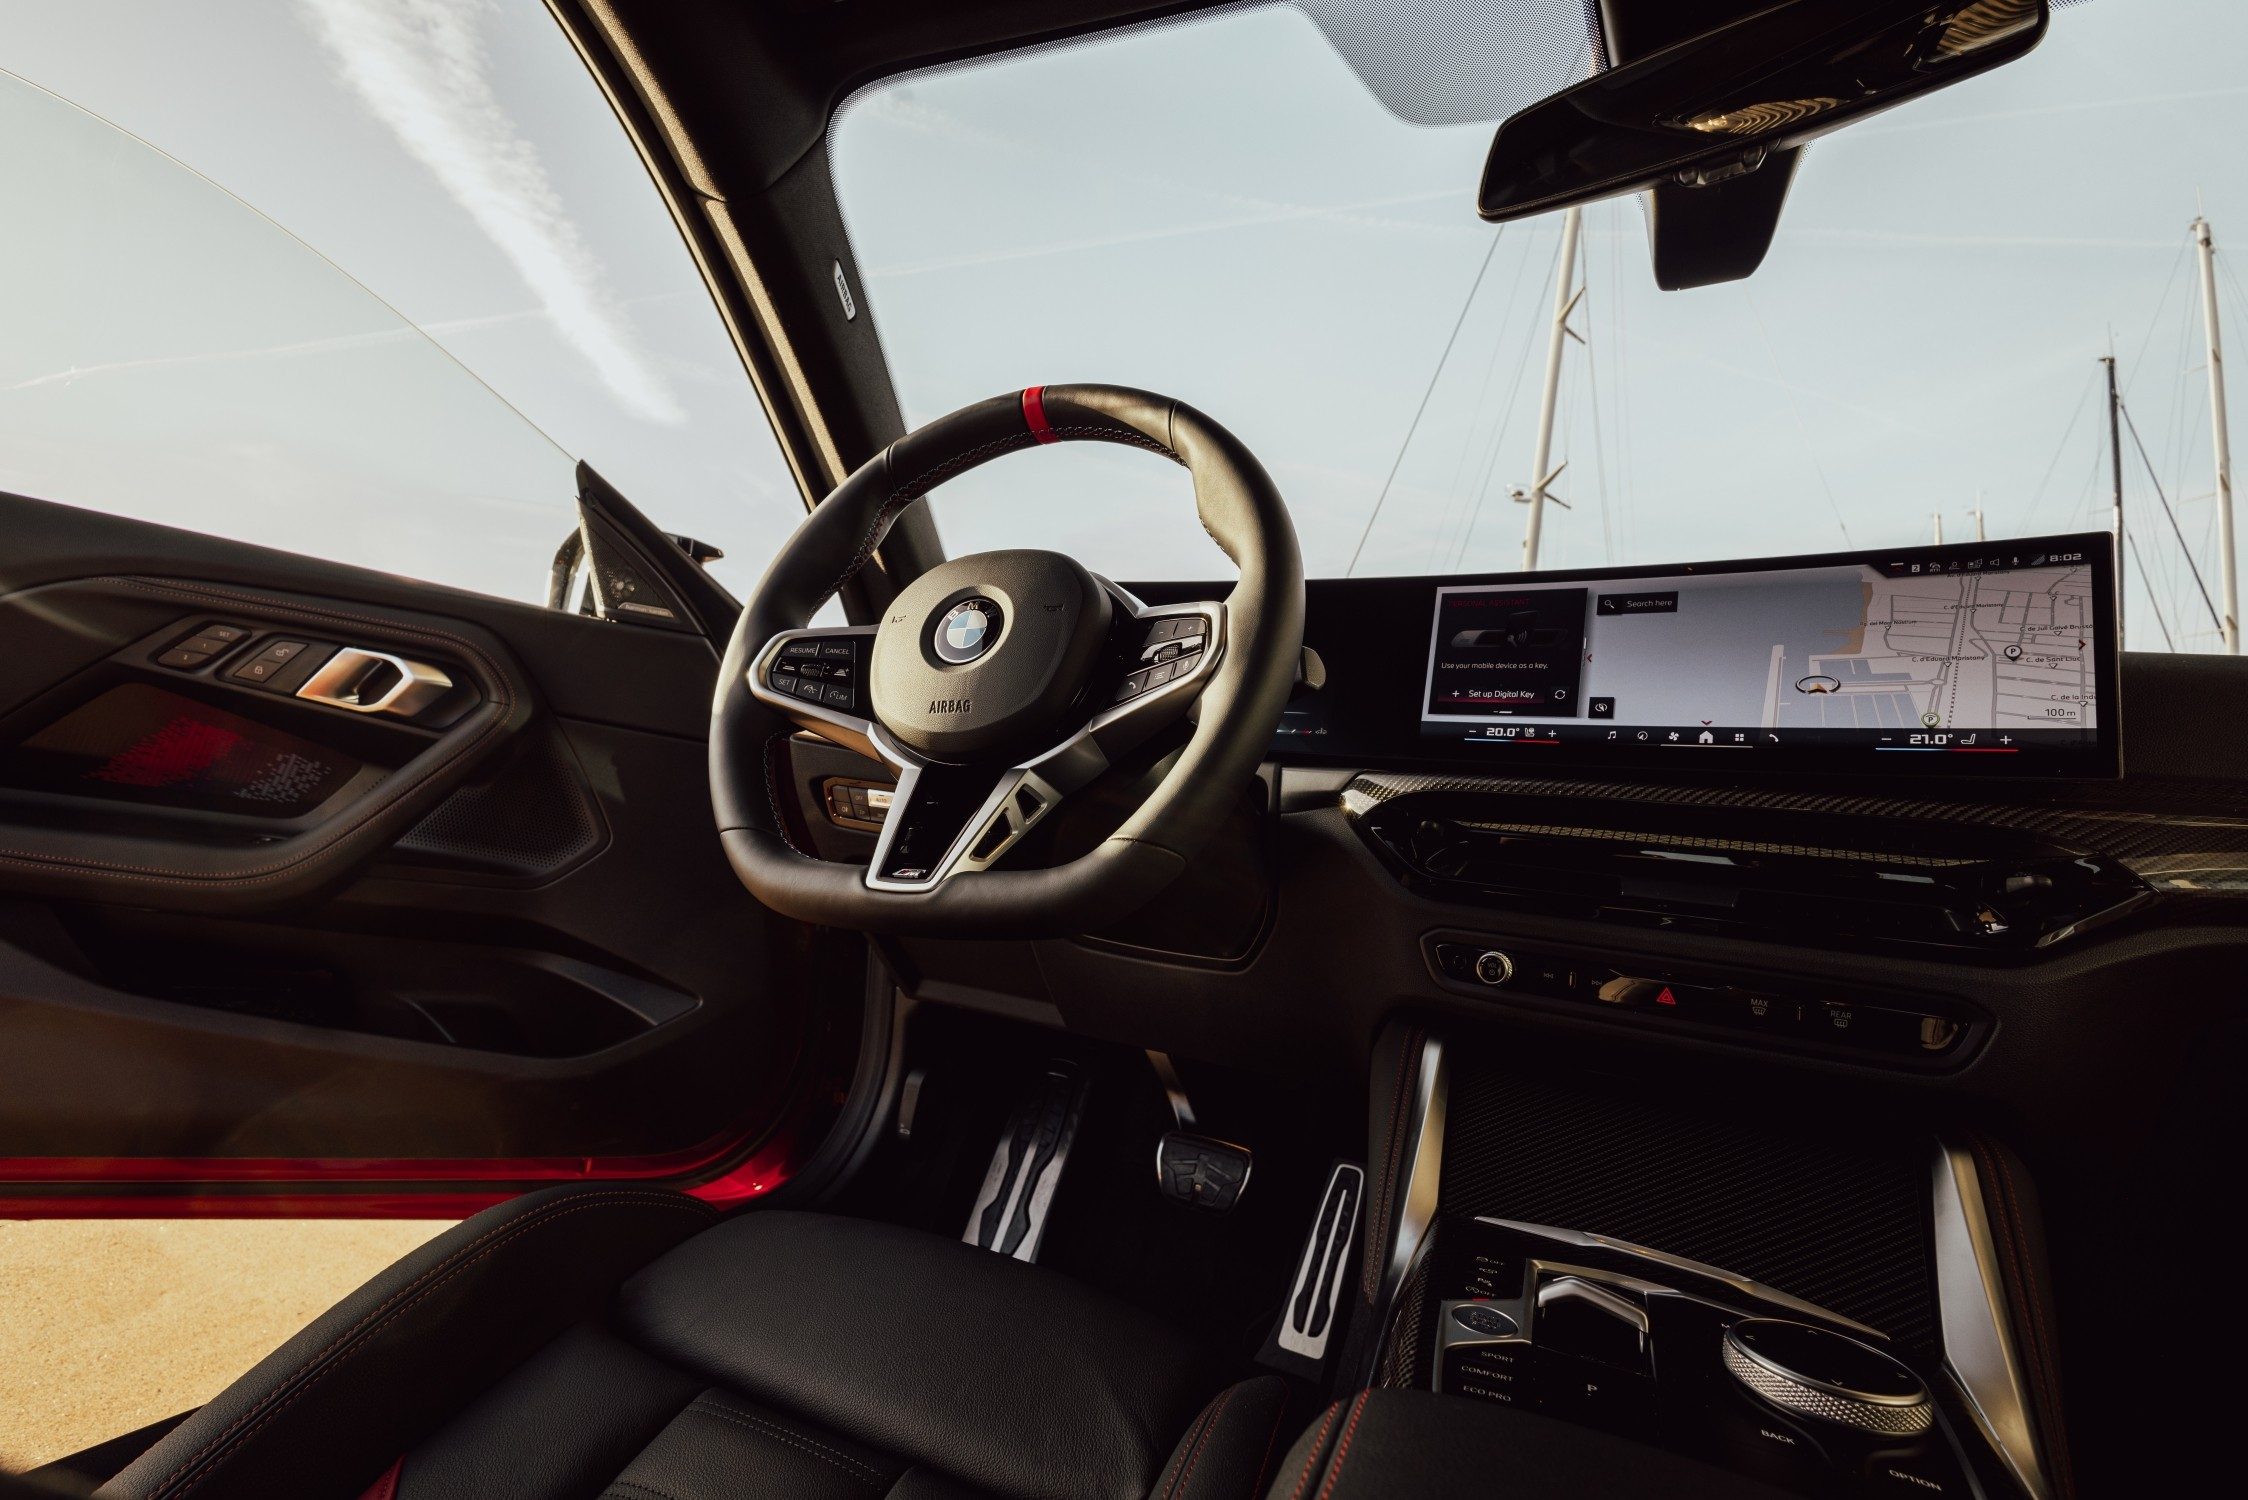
[96,1187,1290,1500]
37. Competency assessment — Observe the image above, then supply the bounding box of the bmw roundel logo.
[933,597,1002,664]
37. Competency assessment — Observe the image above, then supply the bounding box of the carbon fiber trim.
[1378,1236,1433,1389]
[1341,771,2248,892]
[1436,1058,1937,1355]
[1456,820,1979,867]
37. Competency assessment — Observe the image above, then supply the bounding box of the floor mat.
[0,1218,445,1472]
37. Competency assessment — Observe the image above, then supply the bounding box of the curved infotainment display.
[1156,530,2120,779]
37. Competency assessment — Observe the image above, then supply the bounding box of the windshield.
[832,0,2244,653]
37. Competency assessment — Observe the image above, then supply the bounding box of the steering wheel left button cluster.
[767,636,863,714]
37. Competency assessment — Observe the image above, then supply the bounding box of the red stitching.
[759,731,813,858]
[1315,1393,1369,1500]
[822,488,931,603]
[154,1192,712,1498]
[0,577,520,887]
[1154,1403,1212,1499]
[1168,1384,1234,1500]
[1284,1403,1343,1500]
[1248,1393,1290,1497]
[682,1401,884,1488]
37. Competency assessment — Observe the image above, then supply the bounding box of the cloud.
[298,0,683,423]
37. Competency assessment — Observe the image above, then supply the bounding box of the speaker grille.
[392,733,606,880]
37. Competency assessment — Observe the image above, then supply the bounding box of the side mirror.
[1478,0,2047,279]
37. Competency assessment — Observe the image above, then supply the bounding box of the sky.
[0,0,2240,651]
[0,0,802,603]
[833,0,2248,652]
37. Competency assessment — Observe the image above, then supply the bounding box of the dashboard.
[1240,531,2119,781]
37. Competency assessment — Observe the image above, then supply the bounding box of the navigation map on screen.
[1420,539,2106,765]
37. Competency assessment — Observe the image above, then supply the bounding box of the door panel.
[0,490,844,1213]
[0,574,530,910]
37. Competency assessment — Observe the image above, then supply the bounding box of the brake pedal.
[1144,1049,1253,1212]
[963,1059,1088,1262]
[1155,1130,1253,1211]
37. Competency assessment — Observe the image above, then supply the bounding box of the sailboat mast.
[2105,353,2125,642]
[1521,204,1583,571]
[2195,216,2240,653]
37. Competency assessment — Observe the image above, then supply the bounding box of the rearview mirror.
[1478,0,2047,225]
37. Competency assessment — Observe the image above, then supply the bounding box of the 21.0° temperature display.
[1417,536,2111,770]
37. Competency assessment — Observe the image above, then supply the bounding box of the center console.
[1416,1218,2014,1497]
[1353,1034,2063,1500]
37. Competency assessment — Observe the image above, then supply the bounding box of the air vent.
[1357,792,2148,955]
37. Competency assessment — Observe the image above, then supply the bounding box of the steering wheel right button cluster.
[1115,615,1210,702]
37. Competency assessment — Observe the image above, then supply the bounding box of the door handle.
[296,646,452,717]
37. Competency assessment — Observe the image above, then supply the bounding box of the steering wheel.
[710,384,1304,937]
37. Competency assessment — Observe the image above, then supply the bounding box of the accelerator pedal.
[963,1059,1088,1261]
[1258,1160,1366,1377]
